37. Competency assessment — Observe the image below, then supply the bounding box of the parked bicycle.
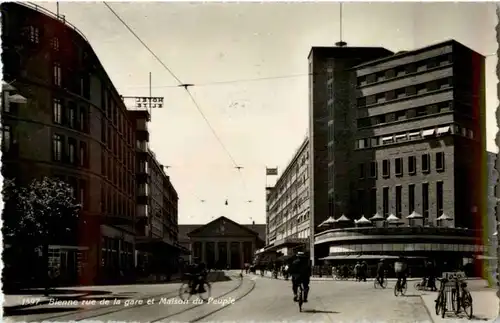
[435,274,473,319]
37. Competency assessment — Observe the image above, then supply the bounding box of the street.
[4,272,440,323]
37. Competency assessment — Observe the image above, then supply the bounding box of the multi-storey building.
[307,46,394,264]
[1,2,136,284]
[314,40,488,273]
[128,109,181,275]
[259,137,310,259]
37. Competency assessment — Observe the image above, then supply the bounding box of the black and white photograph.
[0,1,499,322]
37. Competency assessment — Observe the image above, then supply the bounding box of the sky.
[37,1,498,225]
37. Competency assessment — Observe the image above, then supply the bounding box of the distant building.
[178,217,265,269]
[312,40,488,273]
[259,136,310,260]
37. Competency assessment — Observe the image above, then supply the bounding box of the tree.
[2,177,80,293]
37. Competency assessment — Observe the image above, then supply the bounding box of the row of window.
[101,151,134,197]
[52,134,88,167]
[357,53,453,87]
[359,152,445,179]
[101,90,134,147]
[357,182,443,219]
[53,98,89,133]
[357,77,452,109]
[52,63,91,100]
[355,124,475,150]
[100,183,134,219]
[356,101,454,129]
[54,175,87,210]
[102,124,135,172]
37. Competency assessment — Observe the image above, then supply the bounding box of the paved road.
[4,273,442,322]
[208,275,432,323]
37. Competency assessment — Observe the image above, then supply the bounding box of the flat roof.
[354,39,484,69]
[308,46,393,60]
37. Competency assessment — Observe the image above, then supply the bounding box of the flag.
[266,167,278,176]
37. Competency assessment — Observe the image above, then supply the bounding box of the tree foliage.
[2,177,81,244]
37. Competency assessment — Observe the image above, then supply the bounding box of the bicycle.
[374,276,388,289]
[451,279,473,319]
[297,283,304,312]
[394,278,407,296]
[179,273,211,302]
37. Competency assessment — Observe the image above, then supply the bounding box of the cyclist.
[376,258,386,286]
[394,255,408,291]
[289,252,311,303]
[188,257,207,294]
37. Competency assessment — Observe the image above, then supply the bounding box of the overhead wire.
[104,2,250,200]
[120,53,497,90]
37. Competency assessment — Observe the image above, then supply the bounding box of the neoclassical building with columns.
[178,217,266,269]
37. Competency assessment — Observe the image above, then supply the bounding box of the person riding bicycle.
[376,258,386,286]
[394,255,408,291]
[289,252,311,303]
[188,257,207,294]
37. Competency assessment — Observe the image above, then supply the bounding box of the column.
[251,241,256,258]
[189,243,193,263]
[239,241,244,268]
[226,241,231,268]
[202,241,206,263]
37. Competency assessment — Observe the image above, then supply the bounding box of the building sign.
[134,97,164,109]
[266,167,278,176]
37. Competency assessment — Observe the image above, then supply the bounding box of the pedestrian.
[361,261,368,282]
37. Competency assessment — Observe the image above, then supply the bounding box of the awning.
[320,255,359,260]
[381,136,394,142]
[408,132,420,137]
[422,129,435,136]
[394,134,407,140]
[437,126,451,135]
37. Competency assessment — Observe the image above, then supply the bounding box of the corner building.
[257,137,310,262]
[307,46,394,264]
[1,2,136,284]
[315,40,487,274]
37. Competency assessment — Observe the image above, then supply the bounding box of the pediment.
[188,216,257,238]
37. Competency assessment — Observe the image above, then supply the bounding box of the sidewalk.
[420,280,498,322]
[248,271,421,281]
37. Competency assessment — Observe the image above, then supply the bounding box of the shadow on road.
[402,294,421,298]
[4,306,81,316]
[301,309,340,314]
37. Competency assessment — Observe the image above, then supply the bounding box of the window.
[436,181,443,218]
[68,138,76,164]
[426,81,438,92]
[80,142,87,167]
[405,86,416,96]
[53,134,63,161]
[408,184,415,213]
[422,183,429,219]
[369,161,377,178]
[357,190,365,215]
[395,186,402,217]
[53,63,62,86]
[80,180,87,209]
[422,154,430,173]
[382,160,390,178]
[2,125,11,152]
[51,37,59,51]
[370,188,377,215]
[436,152,444,171]
[80,106,88,132]
[408,156,416,175]
[68,102,76,128]
[53,99,62,124]
[359,163,365,179]
[357,138,368,149]
[366,95,376,105]
[395,158,403,176]
[27,26,39,44]
[383,187,389,217]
